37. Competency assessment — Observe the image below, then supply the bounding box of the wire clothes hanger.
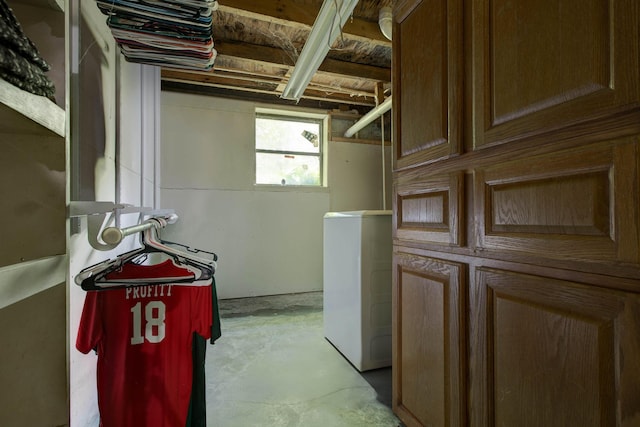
[76,217,218,291]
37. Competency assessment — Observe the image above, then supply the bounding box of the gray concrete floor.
[205,292,401,426]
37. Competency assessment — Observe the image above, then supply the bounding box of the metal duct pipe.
[379,6,392,40]
[343,96,392,138]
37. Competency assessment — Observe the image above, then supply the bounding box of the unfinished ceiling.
[161,0,393,112]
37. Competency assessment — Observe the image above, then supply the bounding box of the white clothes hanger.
[75,217,218,290]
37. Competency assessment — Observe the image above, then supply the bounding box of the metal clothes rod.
[101,214,179,245]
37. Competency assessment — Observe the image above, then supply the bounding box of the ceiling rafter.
[161,0,392,111]
[218,0,392,46]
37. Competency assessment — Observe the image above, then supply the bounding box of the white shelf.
[0,78,65,137]
[0,255,66,309]
[18,0,64,12]
[0,0,67,273]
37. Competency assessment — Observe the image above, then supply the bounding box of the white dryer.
[323,210,392,372]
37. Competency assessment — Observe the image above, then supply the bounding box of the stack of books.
[95,0,217,71]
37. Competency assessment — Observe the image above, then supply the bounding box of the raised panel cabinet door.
[474,138,640,275]
[392,251,466,426]
[469,268,640,427]
[393,0,463,171]
[473,0,640,149]
[394,171,464,247]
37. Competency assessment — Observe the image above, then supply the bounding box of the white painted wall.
[68,2,161,424]
[160,92,391,299]
[328,139,392,211]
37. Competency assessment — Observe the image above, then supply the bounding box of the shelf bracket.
[69,201,174,251]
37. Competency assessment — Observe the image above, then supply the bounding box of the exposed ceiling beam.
[161,80,377,108]
[215,41,391,82]
[218,0,392,46]
[161,68,378,101]
[160,1,391,110]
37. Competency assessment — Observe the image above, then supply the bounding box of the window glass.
[255,113,324,186]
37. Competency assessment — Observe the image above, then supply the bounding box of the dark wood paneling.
[474,139,640,264]
[393,252,466,426]
[470,268,640,426]
[488,171,610,235]
[393,0,640,425]
[473,0,640,148]
[395,172,464,246]
[393,0,463,170]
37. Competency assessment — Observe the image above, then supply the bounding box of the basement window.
[255,110,325,187]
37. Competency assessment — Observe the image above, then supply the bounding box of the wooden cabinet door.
[392,251,466,426]
[472,0,640,149]
[470,268,640,426]
[394,172,464,247]
[393,0,463,170]
[392,0,640,425]
[474,138,640,274]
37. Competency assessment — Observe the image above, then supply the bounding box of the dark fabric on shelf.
[0,45,55,99]
[0,0,56,99]
[0,0,50,71]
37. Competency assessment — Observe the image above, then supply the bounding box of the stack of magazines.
[95,0,217,71]
[0,0,55,99]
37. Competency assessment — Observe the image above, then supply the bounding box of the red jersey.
[76,283,212,427]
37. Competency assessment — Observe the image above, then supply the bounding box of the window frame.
[254,108,327,188]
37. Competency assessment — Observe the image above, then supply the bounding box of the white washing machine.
[323,210,392,372]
